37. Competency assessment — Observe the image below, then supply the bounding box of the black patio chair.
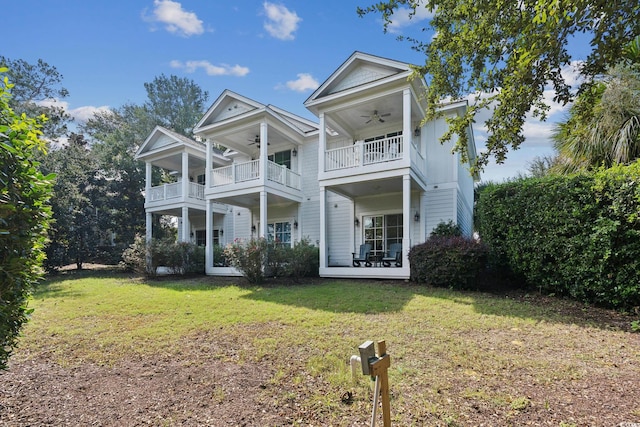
[382,243,402,267]
[352,243,372,267]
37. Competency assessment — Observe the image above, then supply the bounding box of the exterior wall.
[424,117,456,185]
[425,187,456,236]
[232,207,251,242]
[326,192,352,266]
[456,161,475,237]
[299,138,320,245]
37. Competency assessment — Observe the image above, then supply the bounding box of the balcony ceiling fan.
[248,135,269,148]
[361,110,390,124]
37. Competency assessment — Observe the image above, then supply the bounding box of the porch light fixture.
[293,219,298,229]
[354,217,360,227]
[414,211,420,222]
[292,147,297,157]
[251,225,256,233]
[414,127,421,137]
[219,229,224,236]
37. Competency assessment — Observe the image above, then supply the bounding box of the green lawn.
[12,269,640,425]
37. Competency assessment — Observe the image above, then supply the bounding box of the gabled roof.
[193,90,320,143]
[194,90,266,131]
[135,125,207,159]
[304,51,415,109]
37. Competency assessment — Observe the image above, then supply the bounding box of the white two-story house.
[136,52,478,280]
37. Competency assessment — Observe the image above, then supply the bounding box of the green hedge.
[476,162,640,309]
[409,236,488,290]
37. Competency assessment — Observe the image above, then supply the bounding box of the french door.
[363,214,402,256]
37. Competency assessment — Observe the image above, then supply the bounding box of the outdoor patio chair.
[382,243,402,267]
[352,243,372,267]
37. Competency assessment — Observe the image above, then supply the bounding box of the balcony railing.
[210,159,301,190]
[148,182,205,202]
[325,135,404,171]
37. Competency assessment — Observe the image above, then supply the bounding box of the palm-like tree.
[551,36,640,173]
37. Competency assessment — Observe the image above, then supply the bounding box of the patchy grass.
[9,269,640,425]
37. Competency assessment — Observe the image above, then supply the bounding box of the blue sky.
[3,0,586,182]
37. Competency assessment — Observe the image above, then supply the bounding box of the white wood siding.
[326,192,352,266]
[425,188,456,235]
[299,139,320,244]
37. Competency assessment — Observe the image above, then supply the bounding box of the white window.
[267,221,291,246]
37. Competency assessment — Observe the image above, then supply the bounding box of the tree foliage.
[143,74,209,137]
[553,64,640,172]
[0,56,72,139]
[358,0,640,172]
[0,68,54,369]
[39,133,107,270]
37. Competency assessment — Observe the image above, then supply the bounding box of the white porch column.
[318,113,325,176]
[145,162,152,202]
[259,191,267,238]
[182,151,189,199]
[145,212,153,268]
[418,190,426,245]
[205,138,212,188]
[402,88,412,167]
[259,122,268,185]
[402,174,411,267]
[205,200,213,274]
[182,206,190,243]
[319,186,327,269]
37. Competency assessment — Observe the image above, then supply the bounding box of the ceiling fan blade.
[365,119,372,124]
[379,118,385,123]
[380,113,391,117]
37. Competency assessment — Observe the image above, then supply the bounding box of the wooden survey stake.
[369,340,391,427]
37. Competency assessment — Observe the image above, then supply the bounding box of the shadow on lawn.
[242,278,635,331]
[37,268,635,331]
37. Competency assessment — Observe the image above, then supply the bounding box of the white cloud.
[284,73,319,92]
[147,0,204,37]
[170,60,249,77]
[70,105,112,123]
[263,2,301,41]
[387,3,434,33]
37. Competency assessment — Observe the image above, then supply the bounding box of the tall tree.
[547,36,640,173]
[358,0,640,172]
[0,57,72,139]
[39,133,106,270]
[143,74,209,136]
[0,68,54,369]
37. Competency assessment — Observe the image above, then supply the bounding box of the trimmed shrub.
[409,236,488,290]
[120,237,204,276]
[288,238,320,281]
[224,238,268,284]
[476,162,640,309]
[120,235,148,274]
[430,220,462,238]
[224,238,320,284]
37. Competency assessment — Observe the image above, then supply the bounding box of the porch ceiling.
[209,124,298,158]
[329,176,423,199]
[150,153,207,173]
[210,191,298,209]
[323,91,422,138]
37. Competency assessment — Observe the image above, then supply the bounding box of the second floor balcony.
[324,135,426,178]
[146,181,205,206]
[210,159,301,191]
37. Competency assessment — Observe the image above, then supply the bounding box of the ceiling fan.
[361,110,391,124]
[248,135,269,148]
